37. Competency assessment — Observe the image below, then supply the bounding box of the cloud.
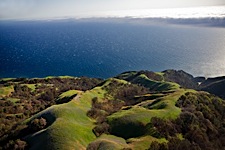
[0,0,225,20]
[95,6,225,19]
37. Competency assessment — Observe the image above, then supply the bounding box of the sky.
[0,0,225,20]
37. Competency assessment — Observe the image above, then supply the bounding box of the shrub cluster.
[87,80,150,137]
[0,77,102,149]
[87,97,124,136]
[149,92,225,150]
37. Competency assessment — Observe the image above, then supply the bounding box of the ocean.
[0,19,225,78]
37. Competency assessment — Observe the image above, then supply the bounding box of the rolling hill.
[0,70,225,150]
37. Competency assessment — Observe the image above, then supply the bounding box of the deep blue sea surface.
[0,19,225,78]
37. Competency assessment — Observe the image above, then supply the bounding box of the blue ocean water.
[0,19,225,78]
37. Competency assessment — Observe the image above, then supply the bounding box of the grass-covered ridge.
[87,134,130,149]
[106,89,189,141]
[25,83,110,149]
[116,71,180,92]
[132,74,180,91]
[56,90,82,104]
[21,84,36,92]
[87,75,192,149]
[26,100,95,149]
[0,76,102,149]
[1,70,225,150]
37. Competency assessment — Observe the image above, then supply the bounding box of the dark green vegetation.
[0,70,225,150]
[0,76,102,149]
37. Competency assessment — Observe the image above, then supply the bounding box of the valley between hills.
[0,70,225,150]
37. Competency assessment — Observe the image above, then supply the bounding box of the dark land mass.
[0,70,225,150]
[154,17,225,28]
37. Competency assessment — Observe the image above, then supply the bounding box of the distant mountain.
[0,70,225,150]
[151,17,225,27]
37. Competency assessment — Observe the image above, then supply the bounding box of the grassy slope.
[55,90,82,104]
[6,98,20,103]
[107,89,186,125]
[45,76,76,79]
[25,85,108,150]
[88,75,193,150]
[57,90,82,99]
[0,85,14,98]
[89,134,167,150]
[1,73,199,149]
[106,89,195,149]
[132,74,180,91]
[21,84,36,92]
[0,78,15,81]
[24,78,130,149]
[127,136,167,150]
[116,71,179,91]
[88,134,129,150]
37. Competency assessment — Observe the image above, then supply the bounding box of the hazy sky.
[0,0,225,20]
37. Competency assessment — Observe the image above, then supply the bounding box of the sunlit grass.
[57,90,82,99]
[88,134,129,149]
[132,74,180,91]
[106,89,196,149]
[6,98,20,103]
[108,89,190,124]
[0,78,15,81]
[25,82,111,149]
[127,136,167,150]
[45,76,76,79]
[21,84,36,92]
[0,85,14,98]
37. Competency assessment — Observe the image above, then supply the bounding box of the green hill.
[0,70,225,150]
